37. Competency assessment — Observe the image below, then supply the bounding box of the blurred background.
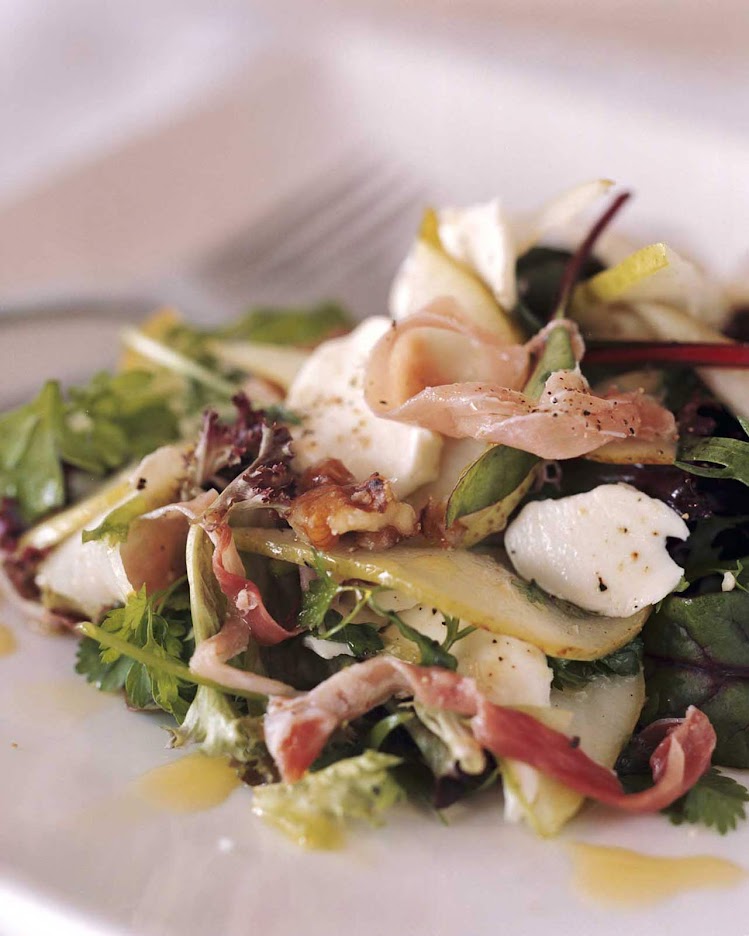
[0,0,748,321]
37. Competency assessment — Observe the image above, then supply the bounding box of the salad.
[2,180,749,849]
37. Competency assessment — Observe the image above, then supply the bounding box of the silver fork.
[162,151,426,323]
[0,152,425,404]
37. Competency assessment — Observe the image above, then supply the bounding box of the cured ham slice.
[365,306,676,460]
[264,656,714,813]
[210,526,299,646]
[189,609,298,698]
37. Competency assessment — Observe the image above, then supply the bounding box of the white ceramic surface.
[2,33,749,936]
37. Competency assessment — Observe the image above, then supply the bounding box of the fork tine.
[264,176,423,294]
[179,152,425,317]
[213,161,408,294]
[193,153,386,287]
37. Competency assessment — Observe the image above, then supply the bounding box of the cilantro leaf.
[665,767,749,834]
[92,583,195,720]
[75,636,132,692]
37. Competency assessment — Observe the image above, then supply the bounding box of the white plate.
[2,32,749,936]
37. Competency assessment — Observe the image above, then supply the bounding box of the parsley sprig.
[665,767,749,834]
[76,582,195,720]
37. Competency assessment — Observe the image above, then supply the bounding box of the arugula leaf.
[665,767,749,834]
[375,603,458,671]
[0,382,66,522]
[81,493,148,544]
[251,751,403,849]
[0,371,180,524]
[642,589,749,766]
[215,302,350,345]
[677,435,749,487]
[548,638,644,690]
[92,583,195,720]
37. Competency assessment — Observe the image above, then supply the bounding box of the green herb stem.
[76,620,267,703]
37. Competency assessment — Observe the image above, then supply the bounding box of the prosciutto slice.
[263,656,714,813]
[364,305,676,460]
[189,610,298,698]
[210,526,300,646]
[188,525,299,697]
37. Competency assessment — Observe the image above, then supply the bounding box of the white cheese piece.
[437,200,517,310]
[302,635,354,660]
[386,603,552,707]
[504,483,689,617]
[36,534,131,619]
[285,316,442,498]
[35,444,192,619]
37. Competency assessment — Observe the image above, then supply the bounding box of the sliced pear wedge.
[233,529,649,660]
[390,217,522,342]
[502,671,645,836]
[19,470,132,552]
[576,243,670,305]
[208,341,309,391]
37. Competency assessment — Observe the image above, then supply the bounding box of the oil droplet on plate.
[569,842,746,906]
[134,752,241,813]
[0,624,17,656]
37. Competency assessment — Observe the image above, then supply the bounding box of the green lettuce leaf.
[643,588,749,766]
[0,382,66,522]
[251,751,404,848]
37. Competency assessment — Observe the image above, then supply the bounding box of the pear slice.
[208,341,310,391]
[502,671,645,836]
[390,238,522,342]
[20,470,131,552]
[233,529,649,660]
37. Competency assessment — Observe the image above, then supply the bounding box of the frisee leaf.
[665,767,749,834]
[251,751,403,849]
